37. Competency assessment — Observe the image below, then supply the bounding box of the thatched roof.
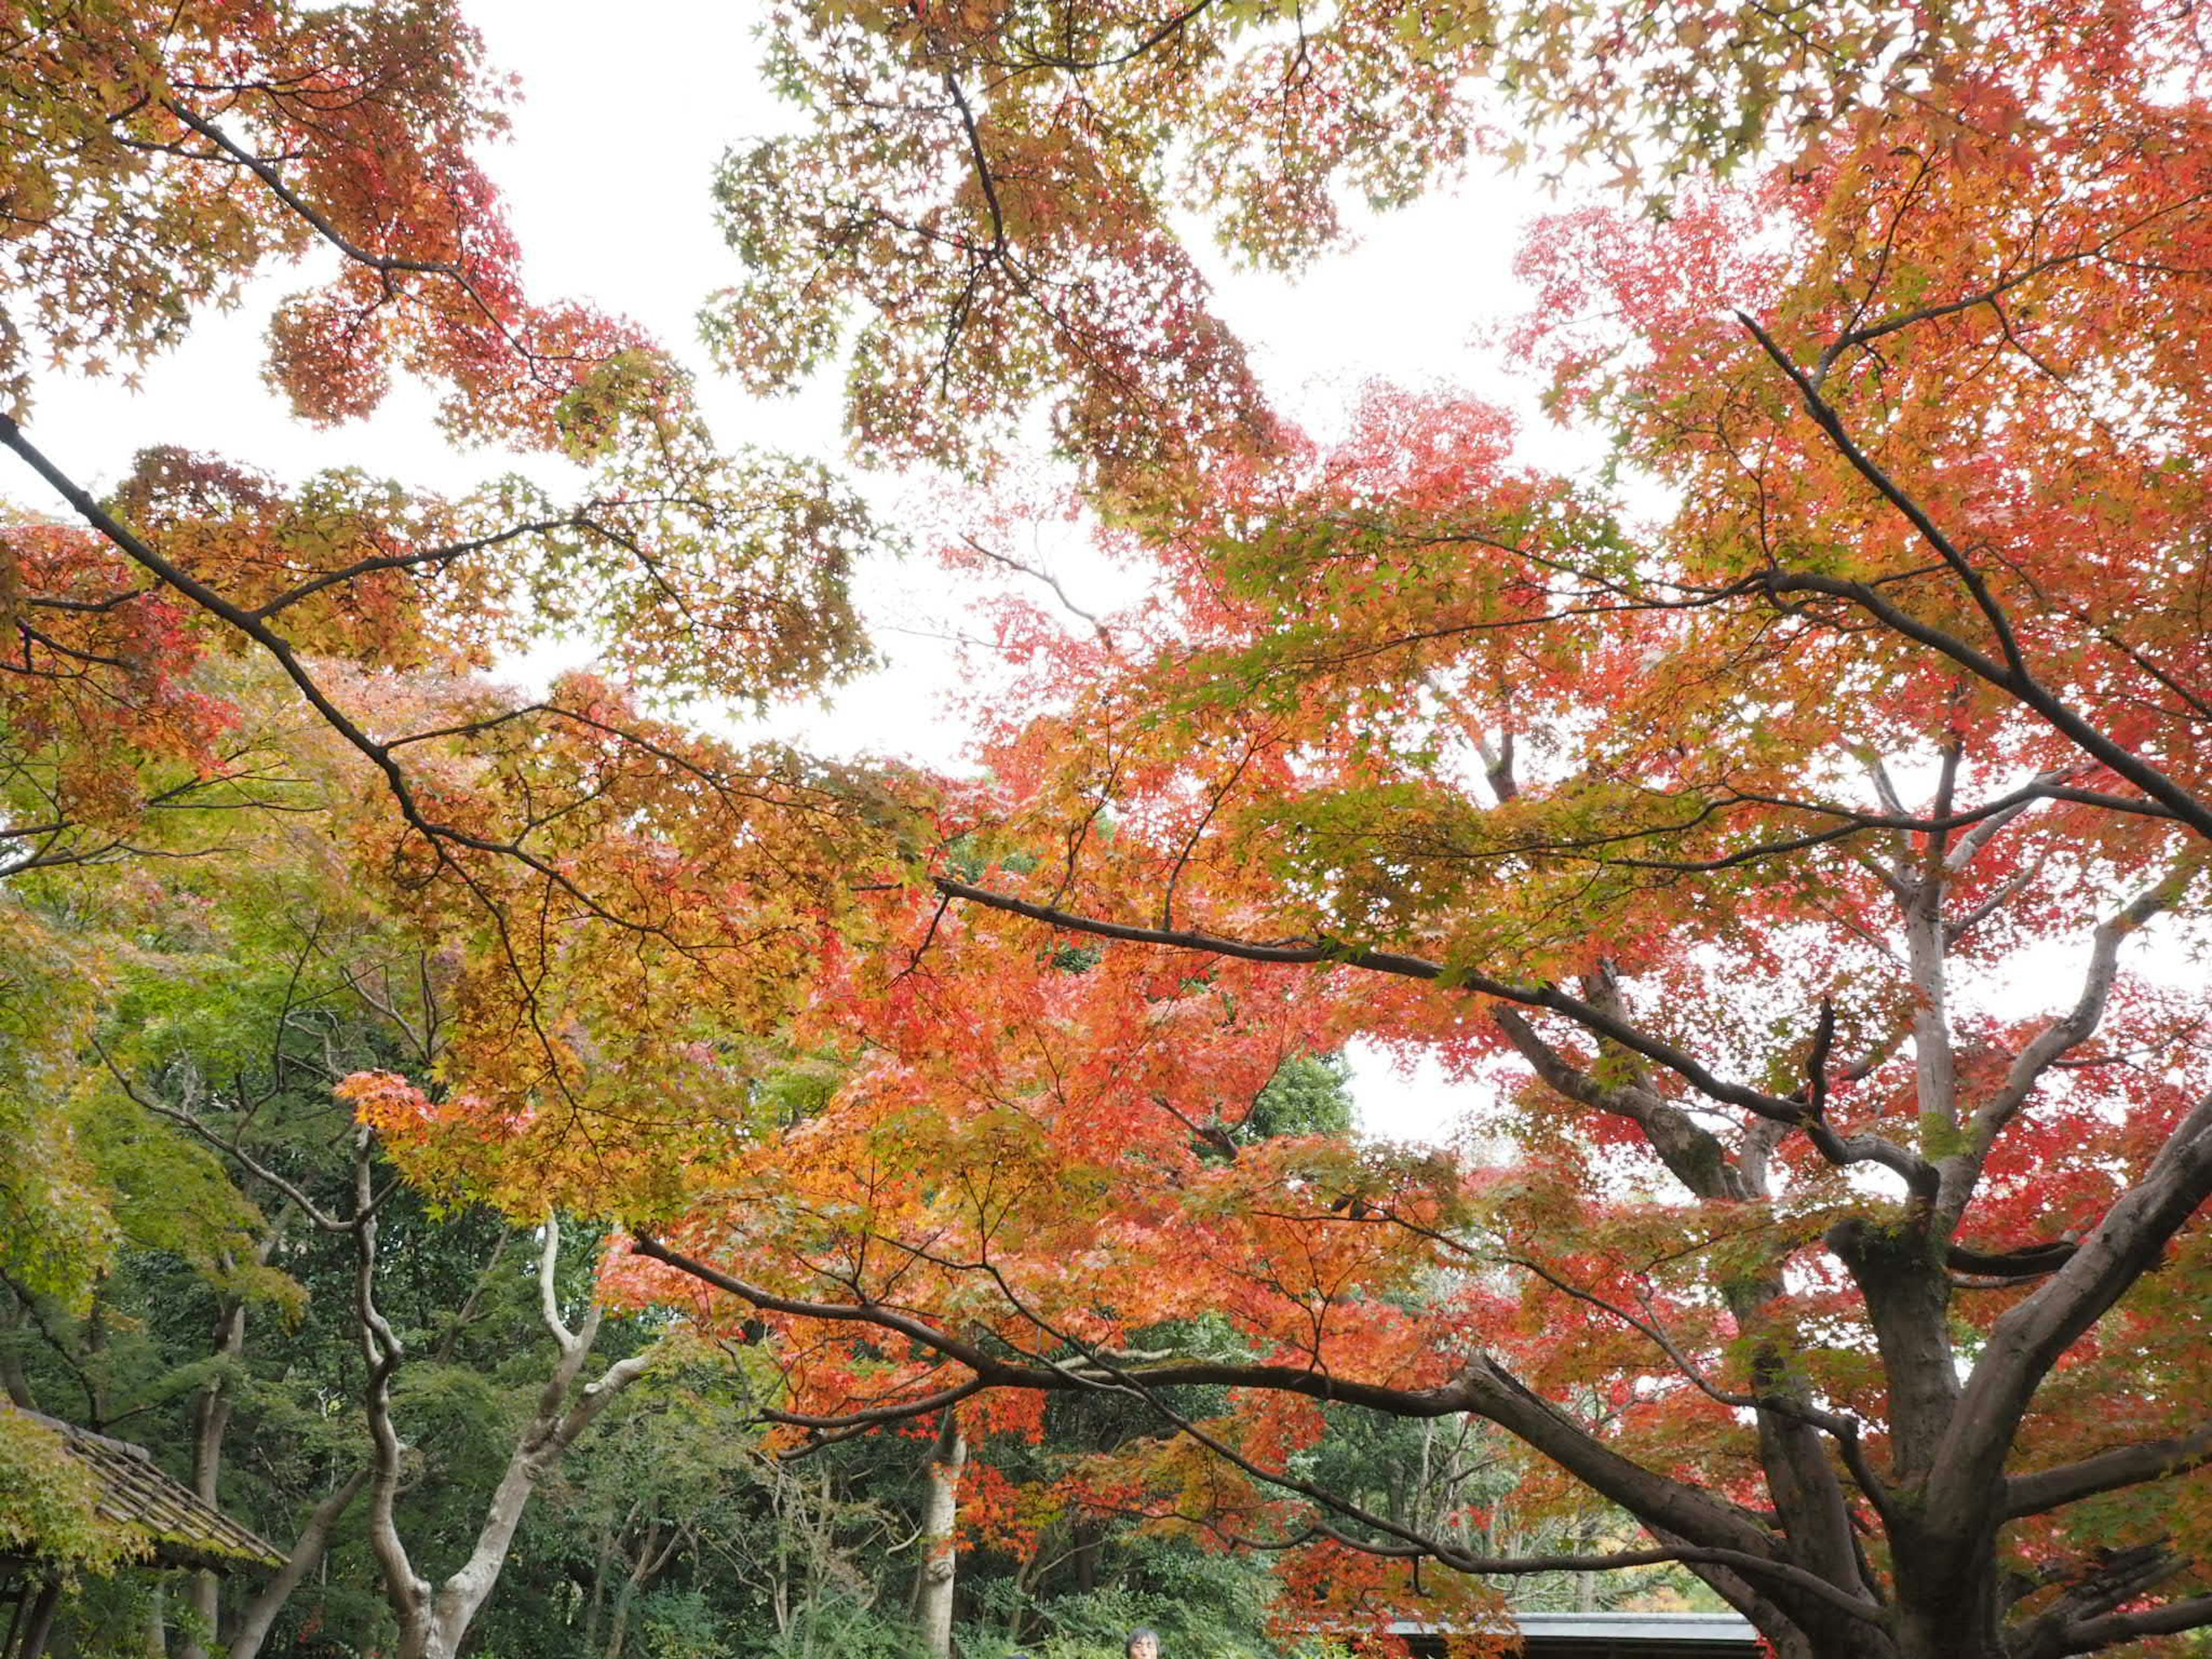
[17,1412,284,1575]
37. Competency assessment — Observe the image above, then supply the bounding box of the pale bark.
[143,1577,167,1658]
[915,1408,966,1659]
[149,1112,658,1659]
[179,1298,243,1659]
[225,1469,369,1659]
[181,1218,286,1659]
[366,1213,657,1659]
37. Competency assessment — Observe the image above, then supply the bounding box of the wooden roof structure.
[12,1411,283,1575]
[2,1411,284,1659]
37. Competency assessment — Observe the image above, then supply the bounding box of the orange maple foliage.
[525,4,2212,1657]
[1,2,887,1099]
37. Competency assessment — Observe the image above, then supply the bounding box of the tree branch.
[1958,860,2196,1177]
[626,1234,1889,1628]
[935,876,1938,1192]
[1736,318,2212,842]
[1931,1091,2212,1537]
[2041,1592,2212,1655]
[2003,1421,2212,1518]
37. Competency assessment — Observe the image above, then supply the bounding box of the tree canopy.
[5,2,2212,1659]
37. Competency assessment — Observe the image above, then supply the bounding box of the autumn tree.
[0,1,931,1350]
[15,2,2212,1658]
[0,11,910,1651]
[0,821,700,1659]
[540,3,2212,1658]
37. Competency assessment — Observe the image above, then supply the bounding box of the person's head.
[1125,1628,1162,1659]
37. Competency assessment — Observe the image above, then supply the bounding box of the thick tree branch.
[2006,1543,2194,1659]
[1959,861,2195,1172]
[1947,1240,2077,1282]
[2003,1421,2212,1518]
[1493,1007,1753,1200]
[627,1234,1891,1628]
[225,1470,370,1659]
[1932,1091,2212,1537]
[2039,1592,2212,1655]
[1736,317,2212,843]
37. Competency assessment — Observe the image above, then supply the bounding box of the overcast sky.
[18,1,1581,1144]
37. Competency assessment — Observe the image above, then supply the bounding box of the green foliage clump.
[1240,1054,1355,1143]
[0,1408,143,1579]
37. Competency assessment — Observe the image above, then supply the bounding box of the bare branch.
[539,1217,577,1350]
[959,535,1112,640]
[95,1040,356,1233]
[1960,859,2197,1169]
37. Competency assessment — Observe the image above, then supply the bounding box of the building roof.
[1505,1614,1759,1642]
[17,1412,285,1575]
[1388,1611,1762,1657]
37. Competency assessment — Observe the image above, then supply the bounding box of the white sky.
[16,1,1584,1144]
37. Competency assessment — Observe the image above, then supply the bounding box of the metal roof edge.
[1385,1611,1760,1639]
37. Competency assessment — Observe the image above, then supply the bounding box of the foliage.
[1240,1054,1355,1145]
[580,3,2212,1657]
[0,1407,143,1579]
[0,902,116,1309]
[712,0,1961,479]
[0,0,903,1306]
[965,1566,1268,1659]
[13,0,2212,1657]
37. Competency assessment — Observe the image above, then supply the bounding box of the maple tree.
[716,0,1957,479]
[0,13,906,1649]
[525,2,2212,1657]
[0,0,916,1324]
[6,790,1323,1658]
[3,800,724,1659]
[0,0,889,959]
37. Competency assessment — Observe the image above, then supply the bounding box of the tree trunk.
[605,1575,639,1659]
[0,1300,36,1409]
[143,1577,168,1658]
[179,1287,249,1659]
[582,1521,616,1656]
[1072,1520,1100,1594]
[916,1408,966,1659]
[18,1580,62,1659]
[367,1216,658,1659]
[604,1520,677,1659]
[225,1470,369,1659]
